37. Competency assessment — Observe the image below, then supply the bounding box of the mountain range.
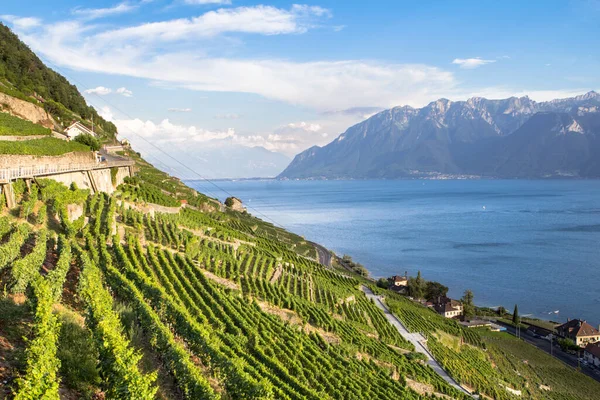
[279,91,600,179]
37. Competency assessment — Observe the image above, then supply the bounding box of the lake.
[188,179,600,325]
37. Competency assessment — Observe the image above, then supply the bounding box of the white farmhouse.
[64,121,95,139]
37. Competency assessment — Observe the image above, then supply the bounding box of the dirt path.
[179,226,254,253]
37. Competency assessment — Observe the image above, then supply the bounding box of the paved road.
[310,241,332,267]
[361,286,472,397]
[499,323,600,384]
[99,149,130,163]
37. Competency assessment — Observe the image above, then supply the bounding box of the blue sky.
[1,0,599,177]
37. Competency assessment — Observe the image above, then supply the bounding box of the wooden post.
[86,170,98,194]
[2,183,15,209]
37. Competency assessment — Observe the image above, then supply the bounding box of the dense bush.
[74,133,100,151]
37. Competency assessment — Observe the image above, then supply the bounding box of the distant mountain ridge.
[279,91,600,179]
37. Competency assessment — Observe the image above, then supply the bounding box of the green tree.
[497,306,507,316]
[73,133,100,151]
[425,281,448,301]
[462,289,475,320]
[353,263,369,277]
[376,278,389,289]
[512,304,519,324]
[408,271,426,299]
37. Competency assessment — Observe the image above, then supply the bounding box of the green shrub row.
[75,243,158,399]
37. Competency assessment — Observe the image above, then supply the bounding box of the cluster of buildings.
[386,274,600,368]
[524,319,600,367]
[388,274,465,319]
[554,319,600,367]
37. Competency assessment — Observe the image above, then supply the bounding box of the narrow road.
[498,323,600,384]
[361,286,472,397]
[310,241,332,267]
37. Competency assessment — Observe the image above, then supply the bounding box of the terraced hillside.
[0,172,468,399]
[1,153,600,399]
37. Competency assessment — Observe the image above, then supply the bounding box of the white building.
[64,121,95,139]
[584,343,600,367]
[433,297,463,319]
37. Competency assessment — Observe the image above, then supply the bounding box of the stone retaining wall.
[0,152,95,169]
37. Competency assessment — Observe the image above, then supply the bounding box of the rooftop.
[584,342,600,359]
[557,319,600,337]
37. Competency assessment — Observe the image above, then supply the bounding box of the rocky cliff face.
[0,92,56,129]
[279,91,600,179]
[225,196,246,212]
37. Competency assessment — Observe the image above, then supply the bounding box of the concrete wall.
[48,171,94,192]
[38,166,131,194]
[0,152,95,169]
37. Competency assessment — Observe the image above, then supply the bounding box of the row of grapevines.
[45,235,72,301]
[11,229,48,293]
[14,277,61,400]
[75,243,158,399]
[97,237,224,399]
[0,224,31,271]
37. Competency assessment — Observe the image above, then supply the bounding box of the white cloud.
[0,15,41,29]
[116,87,133,97]
[287,121,322,132]
[98,106,114,121]
[214,113,241,119]
[184,0,232,4]
[168,108,192,112]
[15,6,460,111]
[115,116,235,142]
[95,5,330,42]
[72,2,137,20]
[16,8,585,116]
[85,86,113,95]
[452,57,496,69]
[31,33,456,110]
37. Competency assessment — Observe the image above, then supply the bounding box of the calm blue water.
[188,179,600,325]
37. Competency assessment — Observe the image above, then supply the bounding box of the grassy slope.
[379,288,600,399]
[0,137,90,156]
[0,112,51,136]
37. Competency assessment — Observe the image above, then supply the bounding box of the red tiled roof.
[585,343,600,359]
[433,297,462,313]
[557,319,600,337]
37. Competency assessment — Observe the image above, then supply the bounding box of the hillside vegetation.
[0,162,472,400]
[0,111,51,136]
[0,149,599,399]
[0,137,91,155]
[0,23,117,141]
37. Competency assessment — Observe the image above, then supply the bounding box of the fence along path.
[0,159,134,183]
